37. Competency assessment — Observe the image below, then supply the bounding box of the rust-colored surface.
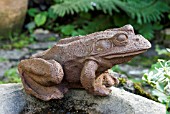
[18,25,151,101]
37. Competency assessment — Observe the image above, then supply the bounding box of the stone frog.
[18,25,151,101]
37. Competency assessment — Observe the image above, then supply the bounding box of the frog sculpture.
[18,25,151,101]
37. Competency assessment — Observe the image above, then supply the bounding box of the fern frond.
[51,0,94,17]
[94,0,119,14]
[51,0,119,17]
[114,0,169,24]
[50,0,169,24]
[132,22,163,39]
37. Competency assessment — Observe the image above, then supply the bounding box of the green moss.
[165,34,170,40]
[48,36,56,41]
[118,78,127,85]
[118,78,158,102]
[134,83,158,102]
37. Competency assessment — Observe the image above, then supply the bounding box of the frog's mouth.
[102,50,147,59]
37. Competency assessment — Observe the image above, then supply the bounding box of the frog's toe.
[93,71,119,96]
[96,71,119,87]
[104,71,119,87]
[93,85,111,96]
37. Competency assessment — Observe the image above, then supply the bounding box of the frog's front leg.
[18,58,68,101]
[80,60,118,96]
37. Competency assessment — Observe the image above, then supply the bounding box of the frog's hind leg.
[18,58,68,101]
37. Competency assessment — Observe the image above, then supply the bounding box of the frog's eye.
[94,39,112,52]
[116,34,127,42]
[113,33,128,46]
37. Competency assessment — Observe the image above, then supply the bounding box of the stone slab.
[0,83,166,114]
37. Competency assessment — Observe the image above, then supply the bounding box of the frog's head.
[90,24,151,61]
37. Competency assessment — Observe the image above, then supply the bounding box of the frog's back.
[32,27,124,64]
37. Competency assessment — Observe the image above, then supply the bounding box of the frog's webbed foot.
[18,58,68,101]
[94,71,119,96]
[80,60,119,96]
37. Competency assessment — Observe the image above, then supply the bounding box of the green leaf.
[156,45,170,56]
[60,25,75,36]
[152,90,168,103]
[166,110,170,114]
[34,12,47,26]
[168,14,170,20]
[74,29,87,36]
[28,8,39,17]
[142,74,148,81]
[111,65,121,73]
[156,83,165,93]
[48,8,58,19]
[71,31,80,36]
[4,68,18,77]
[4,67,21,83]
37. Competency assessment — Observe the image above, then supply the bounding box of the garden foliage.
[27,0,170,39]
[143,57,170,110]
[51,0,168,24]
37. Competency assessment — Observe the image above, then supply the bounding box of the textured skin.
[18,25,151,101]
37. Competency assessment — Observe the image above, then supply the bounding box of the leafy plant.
[0,57,7,62]
[156,45,170,57]
[3,67,21,83]
[28,8,39,17]
[26,0,170,39]
[51,0,169,24]
[132,22,163,40]
[0,33,35,49]
[111,65,121,73]
[52,14,114,36]
[27,8,57,31]
[34,12,48,26]
[142,59,170,110]
[59,25,75,36]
